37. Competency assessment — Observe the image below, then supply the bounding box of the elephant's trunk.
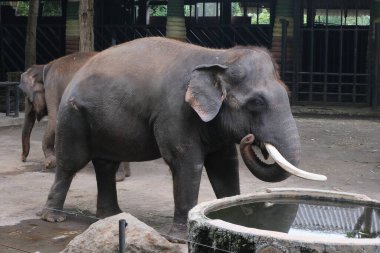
[21,99,36,162]
[240,134,327,182]
[240,134,290,182]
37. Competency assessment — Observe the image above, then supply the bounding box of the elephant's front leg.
[167,157,203,243]
[42,113,57,169]
[204,145,240,198]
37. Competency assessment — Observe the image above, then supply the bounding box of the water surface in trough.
[207,199,380,239]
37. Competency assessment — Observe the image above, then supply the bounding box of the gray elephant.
[20,52,97,168]
[40,37,326,242]
[19,52,130,180]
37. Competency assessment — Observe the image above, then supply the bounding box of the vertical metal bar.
[203,2,205,18]
[119,219,127,253]
[353,25,358,103]
[280,19,288,78]
[324,7,329,103]
[373,23,380,110]
[339,20,343,103]
[6,86,10,116]
[0,26,4,81]
[309,0,314,102]
[292,0,301,104]
[15,84,19,117]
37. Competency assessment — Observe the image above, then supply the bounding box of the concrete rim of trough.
[188,188,380,246]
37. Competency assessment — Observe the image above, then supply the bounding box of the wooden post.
[79,0,94,52]
[25,0,39,69]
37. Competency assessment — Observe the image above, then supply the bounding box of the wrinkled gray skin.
[41,37,300,242]
[19,52,130,180]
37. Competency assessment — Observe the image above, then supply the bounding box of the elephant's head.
[186,47,326,182]
[19,64,47,121]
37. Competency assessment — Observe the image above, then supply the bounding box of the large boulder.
[61,213,183,253]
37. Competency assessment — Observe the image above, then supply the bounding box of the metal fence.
[94,24,272,51]
[282,23,372,105]
[94,25,166,51]
[187,24,272,48]
[0,24,65,80]
[373,23,380,109]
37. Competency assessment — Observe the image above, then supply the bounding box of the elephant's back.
[61,37,225,122]
[44,52,98,97]
[76,37,221,81]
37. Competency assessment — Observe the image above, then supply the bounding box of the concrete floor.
[0,116,380,252]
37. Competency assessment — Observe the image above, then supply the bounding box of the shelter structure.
[0,0,379,107]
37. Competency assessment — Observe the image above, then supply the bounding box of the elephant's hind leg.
[92,159,122,218]
[41,106,91,222]
[40,167,77,222]
[42,114,57,169]
[41,151,90,222]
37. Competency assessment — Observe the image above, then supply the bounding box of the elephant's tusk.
[264,143,327,181]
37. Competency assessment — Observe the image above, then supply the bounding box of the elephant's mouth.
[254,140,270,161]
[240,134,327,182]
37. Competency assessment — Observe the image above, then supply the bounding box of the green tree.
[25,0,39,69]
[79,0,94,52]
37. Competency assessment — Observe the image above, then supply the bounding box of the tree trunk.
[25,0,39,69]
[79,0,94,52]
[166,0,186,41]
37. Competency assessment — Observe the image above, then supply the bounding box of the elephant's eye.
[247,97,265,111]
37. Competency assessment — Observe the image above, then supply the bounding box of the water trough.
[188,188,380,253]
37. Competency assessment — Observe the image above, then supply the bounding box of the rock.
[61,213,183,253]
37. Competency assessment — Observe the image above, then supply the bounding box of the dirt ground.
[0,116,380,253]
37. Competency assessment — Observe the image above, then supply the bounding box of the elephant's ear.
[185,64,228,122]
[19,65,45,103]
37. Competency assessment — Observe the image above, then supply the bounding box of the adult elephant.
[40,37,326,242]
[19,52,130,180]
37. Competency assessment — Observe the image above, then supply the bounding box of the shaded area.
[0,216,95,253]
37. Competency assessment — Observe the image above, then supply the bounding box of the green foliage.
[231,3,270,24]
[150,5,167,17]
[184,5,194,17]
[313,10,370,26]
[231,2,243,16]
[42,1,62,16]
[0,1,62,17]
[16,1,29,16]
[257,8,270,24]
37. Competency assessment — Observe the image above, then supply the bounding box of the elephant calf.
[41,37,326,242]
[20,52,97,168]
[19,52,130,180]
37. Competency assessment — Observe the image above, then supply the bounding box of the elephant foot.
[115,165,125,182]
[39,207,66,222]
[124,163,131,177]
[44,155,57,169]
[96,207,122,219]
[164,223,187,244]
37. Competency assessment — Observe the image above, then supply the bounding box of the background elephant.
[40,37,325,242]
[19,52,130,180]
